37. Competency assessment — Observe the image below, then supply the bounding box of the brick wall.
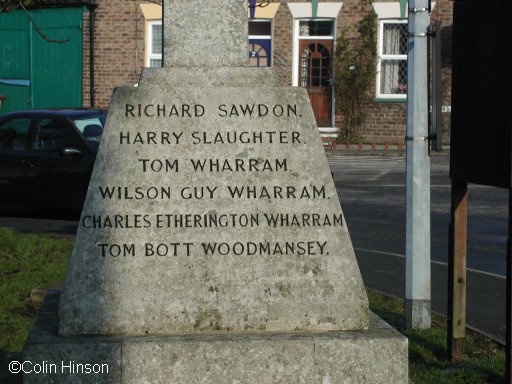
[83,0,453,145]
[269,0,453,146]
[341,0,454,145]
[272,4,293,86]
[83,0,161,109]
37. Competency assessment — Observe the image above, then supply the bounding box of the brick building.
[1,0,454,146]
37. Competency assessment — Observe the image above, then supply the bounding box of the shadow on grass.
[368,290,506,383]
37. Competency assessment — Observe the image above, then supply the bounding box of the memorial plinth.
[23,0,408,382]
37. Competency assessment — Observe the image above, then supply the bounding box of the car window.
[32,118,81,152]
[73,116,105,152]
[73,117,105,135]
[0,117,31,151]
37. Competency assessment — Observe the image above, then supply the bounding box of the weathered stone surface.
[22,2,408,382]
[58,82,368,335]
[23,293,122,384]
[164,0,248,67]
[24,292,408,384]
[139,67,278,87]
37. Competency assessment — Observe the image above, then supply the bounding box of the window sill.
[373,97,407,103]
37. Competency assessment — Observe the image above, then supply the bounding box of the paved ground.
[0,154,508,343]
[327,154,508,343]
[0,152,508,384]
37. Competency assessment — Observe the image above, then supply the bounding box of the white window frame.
[376,19,408,100]
[288,2,343,86]
[292,18,335,86]
[146,20,162,68]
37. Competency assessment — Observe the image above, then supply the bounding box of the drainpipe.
[89,0,96,107]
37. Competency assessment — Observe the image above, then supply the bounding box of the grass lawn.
[0,228,73,361]
[368,291,506,383]
[0,227,507,383]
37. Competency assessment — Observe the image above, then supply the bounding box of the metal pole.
[405,0,431,329]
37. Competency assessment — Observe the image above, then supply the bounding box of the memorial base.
[23,292,408,383]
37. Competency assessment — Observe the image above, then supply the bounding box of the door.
[0,8,83,113]
[299,40,333,127]
[0,11,31,112]
[30,8,83,109]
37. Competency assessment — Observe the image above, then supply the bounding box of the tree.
[0,0,69,43]
[333,11,377,143]
[0,0,34,13]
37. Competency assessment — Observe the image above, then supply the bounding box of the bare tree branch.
[1,1,69,43]
[18,1,70,43]
[0,0,32,13]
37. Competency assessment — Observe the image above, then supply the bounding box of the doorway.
[0,7,83,113]
[295,19,334,127]
[299,40,333,127]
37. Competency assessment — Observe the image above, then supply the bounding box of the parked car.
[0,108,107,211]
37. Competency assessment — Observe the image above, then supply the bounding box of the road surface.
[328,154,508,342]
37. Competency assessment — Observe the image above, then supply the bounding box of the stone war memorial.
[22,1,408,382]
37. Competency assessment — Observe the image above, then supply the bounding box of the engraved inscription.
[89,101,340,260]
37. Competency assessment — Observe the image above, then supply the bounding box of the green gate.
[0,7,84,113]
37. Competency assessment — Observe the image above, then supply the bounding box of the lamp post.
[405,0,432,329]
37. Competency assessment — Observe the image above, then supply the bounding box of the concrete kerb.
[324,143,450,157]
